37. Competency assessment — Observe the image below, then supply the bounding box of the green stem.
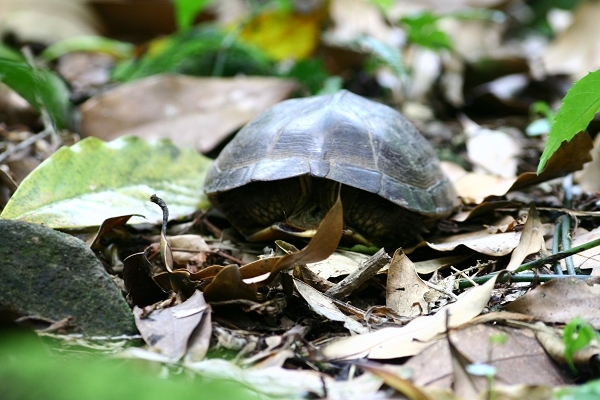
[458,235,600,288]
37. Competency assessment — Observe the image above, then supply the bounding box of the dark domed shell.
[204,90,456,218]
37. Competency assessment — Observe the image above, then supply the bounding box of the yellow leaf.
[238,8,323,61]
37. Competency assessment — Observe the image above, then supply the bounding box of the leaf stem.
[150,194,168,236]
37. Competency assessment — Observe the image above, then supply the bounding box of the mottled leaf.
[1,136,211,228]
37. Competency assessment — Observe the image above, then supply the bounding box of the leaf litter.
[6,2,600,398]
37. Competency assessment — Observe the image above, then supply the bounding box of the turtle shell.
[204,90,456,246]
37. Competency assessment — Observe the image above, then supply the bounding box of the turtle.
[204,90,457,248]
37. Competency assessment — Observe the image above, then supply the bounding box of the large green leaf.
[0,57,72,129]
[0,334,259,400]
[1,136,212,228]
[538,69,600,173]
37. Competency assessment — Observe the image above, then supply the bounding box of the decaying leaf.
[1,136,211,228]
[577,133,600,192]
[202,265,258,302]
[554,227,600,273]
[133,290,211,362]
[325,248,390,299]
[414,254,473,275]
[462,116,520,179]
[322,275,498,360]
[79,75,297,153]
[453,131,593,203]
[542,1,600,79]
[238,192,344,284]
[304,250,369,280]
[87,214,143,250]
[0,0,101,43]
[359,363,430,400]
[192,192,343,303]
[326,0,396,45]
[168,234,211,265]
[512,131,593,192]
[294,279,368,334]
[447,326,487,399]
[504,277,600,328]
[453,172,515,204]
[122,251,168,308]
[506,204,546,271]
[426,229,521,256]
[183,356,384,398]
[386,250,429,317]
[404,323,569,390]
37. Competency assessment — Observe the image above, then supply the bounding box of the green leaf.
[1,136,212,228]
[355,35,405,78]
[555,378,600,400]
[563,317,599,373]
[0,58,72,129]
[41,36,135,61]
[174,0,212,31]
[400,12,453,51]
[0,44,24,61]
[282,58,340,95]
[112,25,271,82]
[538,69,600,173]
[0,334,260,400]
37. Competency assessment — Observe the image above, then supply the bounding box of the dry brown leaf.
[386,250,429,317]
[439,161,467,184]
[294,279,368,334]
[0,0,101,43]
[447,329,487,399]
[542,1,600,79]
[122,251,169,308]
[239,193,344,283]
[359,363,431,400]
[184,307,212,363]
[427,229,521,256]
[404,324,569,390]
[439,17,504,62]
[202,265,259,302]
[133,290,210,362]
[452,203,518,223]
[414,254,472,275]
[558,227,600,273]
[462,116,520,179]
[504,277,600,328]
[577,133,600,192]
[326,0,397,45]
[87,214,142,249]
[79,75,297,152]
[321,274,498,360]
[506,204,546,271]
[453,172,516,204]
[454,132,592,204]
[184,357,384,399]
[168,234,211,265]
[251,349,295,369]
[305,251,369,279]
[510,131,593,192]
